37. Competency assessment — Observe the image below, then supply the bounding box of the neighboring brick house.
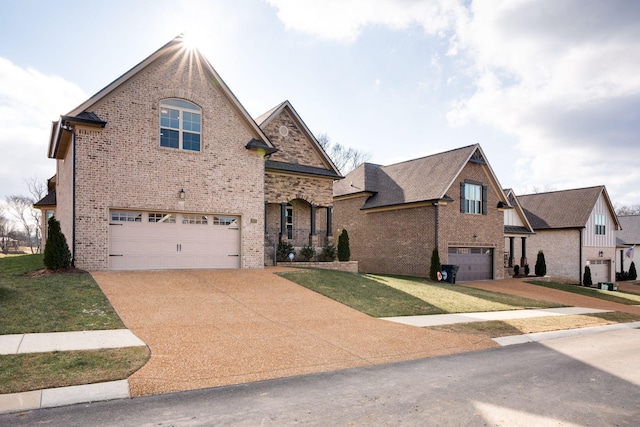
[35,36,337,271]
[615,215,640,276]
[333,144,510,281]
[255,101,341,264]
[517,186,621,284]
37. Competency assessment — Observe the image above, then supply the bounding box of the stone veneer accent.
[57,49,265,271]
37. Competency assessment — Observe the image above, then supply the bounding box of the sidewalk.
[0,329,146,415]
[2,305,639,415]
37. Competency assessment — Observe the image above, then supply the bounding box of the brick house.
[517,186,621,284]
[616,215,640,276]
[333,144,510,281]
[35,36,338,271]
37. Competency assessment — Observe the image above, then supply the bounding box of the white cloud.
[267,0,640,204]
[0,57,86,204]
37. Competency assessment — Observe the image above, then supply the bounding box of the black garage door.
[448,247,494,281]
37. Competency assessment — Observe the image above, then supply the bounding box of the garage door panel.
[109,211,240,271]
[448,247,493,282]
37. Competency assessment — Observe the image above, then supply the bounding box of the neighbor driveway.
[92,268,495,397]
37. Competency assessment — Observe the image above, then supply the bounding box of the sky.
[1,0,640,219]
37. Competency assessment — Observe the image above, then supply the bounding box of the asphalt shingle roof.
[617,215,640,245]
[334,145,479,209]
[517,186,604,229]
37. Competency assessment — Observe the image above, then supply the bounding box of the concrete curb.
[0,380,130,415]
[493,321,640,346]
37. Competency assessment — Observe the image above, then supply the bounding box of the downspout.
[579,228,583,285]
[72,129,77,267]
[433,202,439,256]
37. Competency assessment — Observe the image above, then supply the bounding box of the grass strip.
[429,312,640,339]
[0,347,150,394]
[0,255,125,334]
[367,274,562,313]
[527,280,640,305]
[278,269,443,317]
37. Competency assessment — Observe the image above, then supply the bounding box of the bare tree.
[5,195,38,254]
[316,133,372,175]
[25,176,47,252]
[0,207,12,254]
[615,204,640,216]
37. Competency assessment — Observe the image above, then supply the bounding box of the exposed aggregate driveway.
[92,268,495,397]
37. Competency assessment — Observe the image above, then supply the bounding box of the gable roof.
[503,188,535,234]
[617,215,640,245]
[334,144,508,210]
[518,186,620,230]
[48,34,274,159]
[255,100,341,177]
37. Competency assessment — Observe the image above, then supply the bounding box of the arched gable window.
[160,99,201,152]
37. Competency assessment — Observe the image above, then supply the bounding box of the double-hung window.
[460,180,487,215]
[595,214,606,235]
[160,99,201,151]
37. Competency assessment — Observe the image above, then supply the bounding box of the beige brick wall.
[526,229,581,283]
[64,51,265,271]
[333,161,505,279]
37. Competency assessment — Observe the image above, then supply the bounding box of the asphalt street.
[2,328,639,426]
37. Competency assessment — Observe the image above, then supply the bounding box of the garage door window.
[111,211,142,222]
[213,216,237,226]
[148,213,176,223]
[183,214,208,224]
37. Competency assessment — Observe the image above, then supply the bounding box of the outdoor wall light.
[179,188,185,199]
[599,251,604,257]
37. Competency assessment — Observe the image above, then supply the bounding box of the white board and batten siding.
[109,210,241,271]
[583,192,616,248]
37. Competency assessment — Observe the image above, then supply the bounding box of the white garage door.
[588,260,611,283]
[448,247,494,282]
[109,211,240,270]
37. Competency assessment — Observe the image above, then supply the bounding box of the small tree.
[43,216,71,270]
[337,229,350,261]
[524,264,530,276]
[583,265,593,287]
[276,241,294,262]
[629,262,638,280]
[429,248,442,281]
[535,250,546,276]
[513,265,520,276]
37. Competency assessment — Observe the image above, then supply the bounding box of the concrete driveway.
[92,268,495,397]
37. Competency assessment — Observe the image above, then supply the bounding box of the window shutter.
[460,183,466,213]
[482,185,488,215]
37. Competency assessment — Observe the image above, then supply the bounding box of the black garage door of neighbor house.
[448,247,493,281]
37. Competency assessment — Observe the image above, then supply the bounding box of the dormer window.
[160,99,201,151]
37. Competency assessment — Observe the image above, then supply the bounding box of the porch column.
[520,237,527,267]
[326,206,333,236]
[280,202,287,241]
[310,205,317,236]
[509,237,515,268]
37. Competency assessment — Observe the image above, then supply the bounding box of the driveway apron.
[92,268,495,397]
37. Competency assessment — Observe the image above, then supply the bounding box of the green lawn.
[527,280,640,305]
[278,269,561,317]
[0,255,148,394]
[0,255,125,334]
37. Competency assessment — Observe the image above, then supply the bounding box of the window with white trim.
[460,180,487,215]
[160,99,201,151]
[595,214,606,235]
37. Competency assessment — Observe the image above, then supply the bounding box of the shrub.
[337,229,350,261]
[583,265,593,286]
[524,264,530,276]
[317,245,337,262]
[43,216,71,271]
[276,241,295,262]
[630,262,638,280]
[616,271,629,281]
[298,246,316,262]
[429,248,441,281]
[534,250,546,276]
[513,265,520,276]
